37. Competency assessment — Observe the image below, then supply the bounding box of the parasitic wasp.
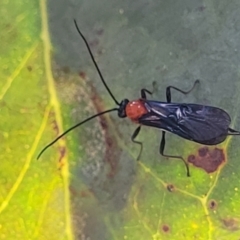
[37,20,240,176]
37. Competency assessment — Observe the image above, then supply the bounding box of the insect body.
[37,20,240,176]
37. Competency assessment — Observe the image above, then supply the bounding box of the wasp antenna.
[37,108,118,159]
[73,19,120,106]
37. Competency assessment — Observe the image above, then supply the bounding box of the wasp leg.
[159,131,190,177]
[141,81,157,99]
[131,126,142,161]
[166,79,199,103]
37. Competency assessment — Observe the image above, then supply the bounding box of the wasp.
[37,20,240,176]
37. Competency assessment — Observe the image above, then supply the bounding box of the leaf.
[0,0,72,239]
[2,1,240,240]
[56,2,240,240]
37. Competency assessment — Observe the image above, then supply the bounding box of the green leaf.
[0,0,72,239]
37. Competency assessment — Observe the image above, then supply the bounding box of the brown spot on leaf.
[48,111,66,164]
[51,119,60,136]
[166,184,175,192]
[58,146,66,163]
[198,146,208,157]
[188,147,225,173]
[188,154,195,162]
[86,81,122,178]
[162,224,170,233]
[208,199,217,210]
[27,65,32,71]
[221,217,240,231]
[79,71,86,79]
[48,111,60,136]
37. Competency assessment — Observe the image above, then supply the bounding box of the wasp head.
[118,99,129,118]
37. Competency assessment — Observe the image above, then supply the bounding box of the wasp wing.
[139,101,231,145]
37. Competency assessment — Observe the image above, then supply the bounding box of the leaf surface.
[2,1,240,240]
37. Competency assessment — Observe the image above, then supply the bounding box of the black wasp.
[37,20,240,176]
